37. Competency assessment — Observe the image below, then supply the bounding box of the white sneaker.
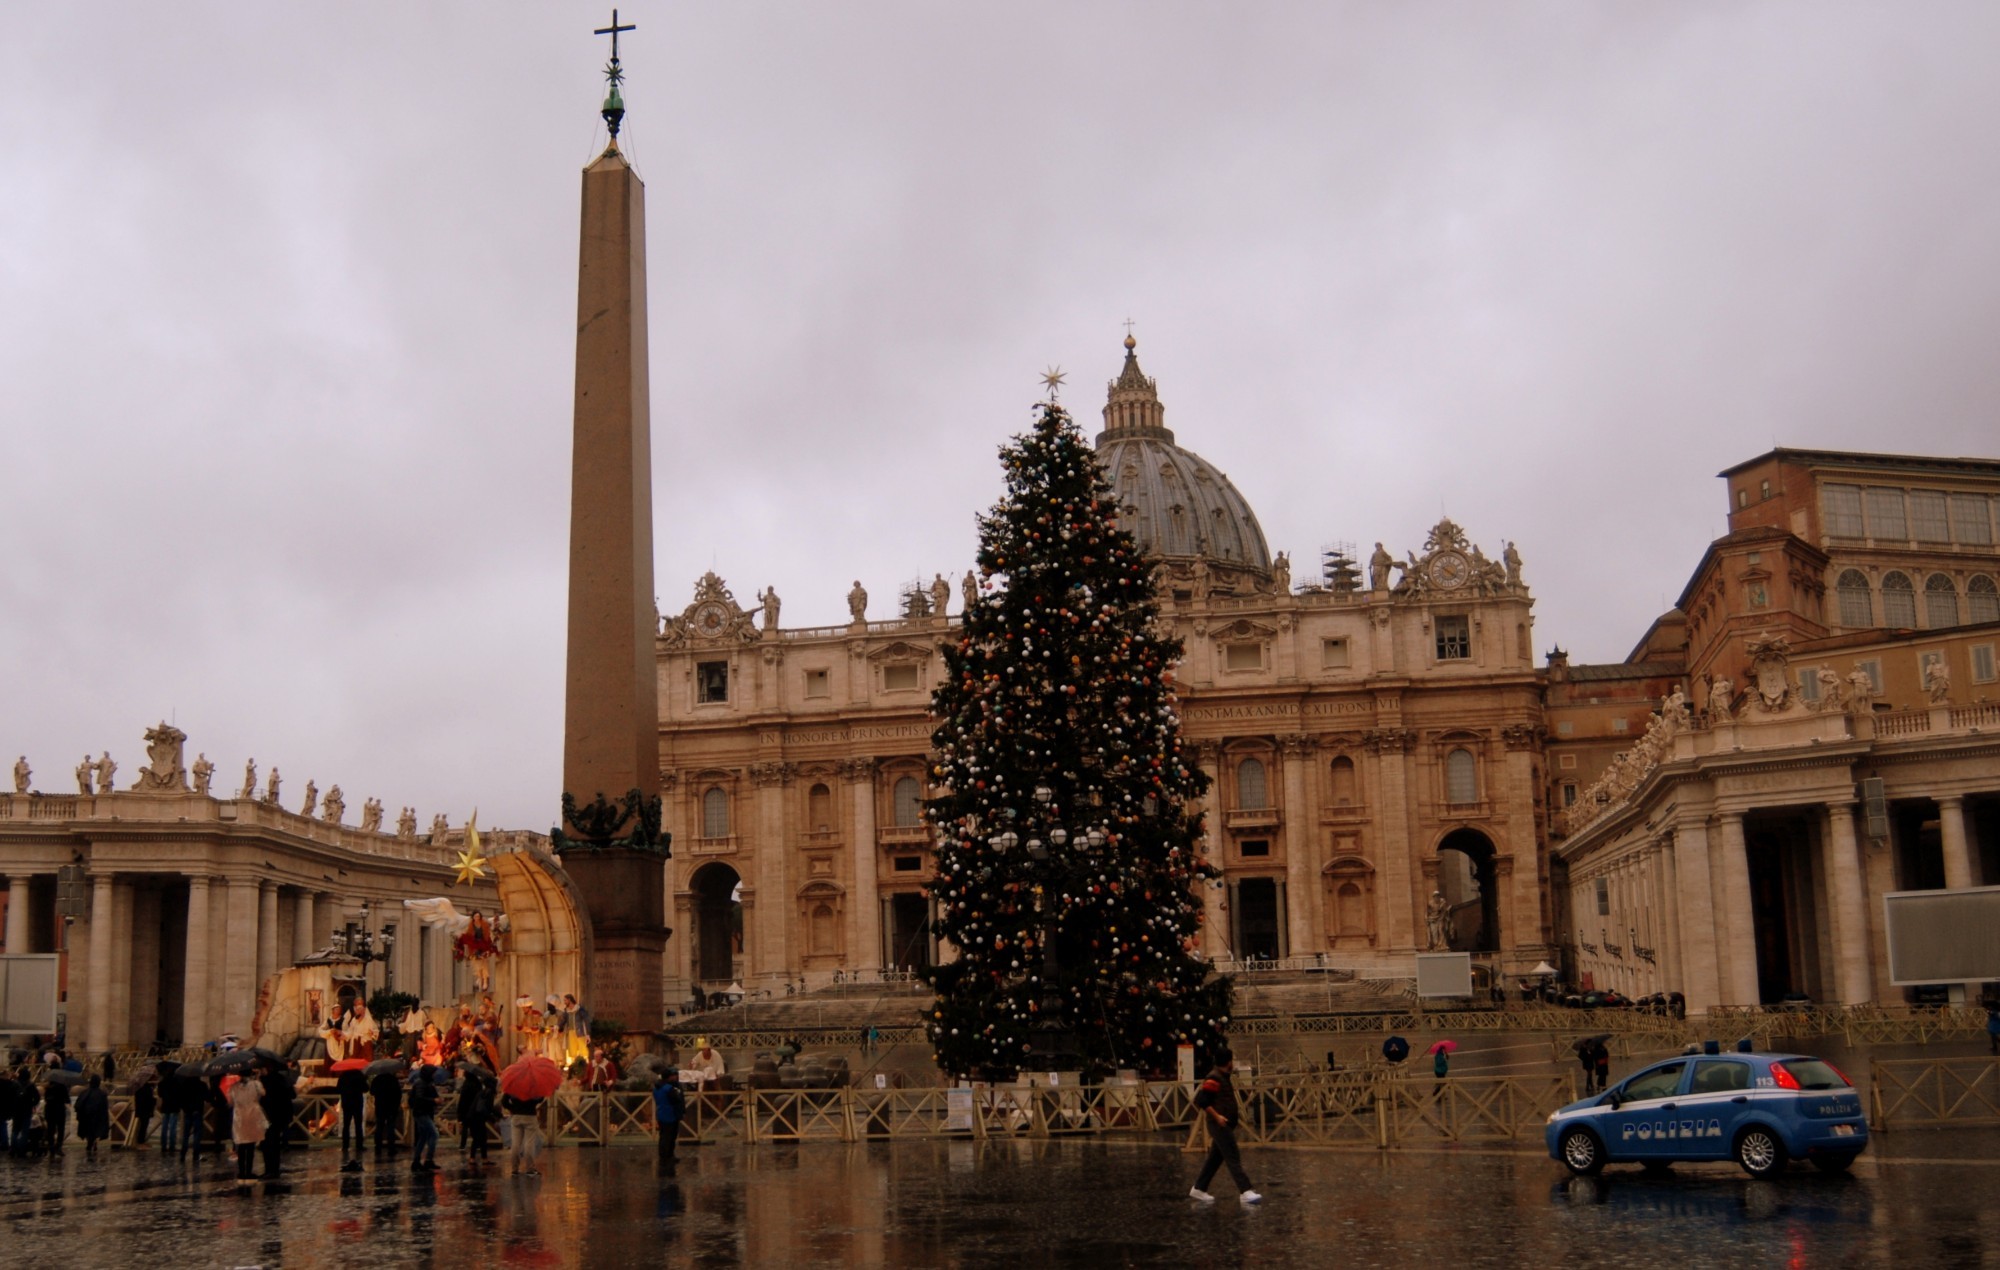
[1240,1190,1263,1205]
[1188,1187,1215,1202]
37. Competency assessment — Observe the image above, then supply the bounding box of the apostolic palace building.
[6,339,1999,1046]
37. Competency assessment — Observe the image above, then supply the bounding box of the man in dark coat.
[1188,1050,1260,1205]
[370,1067,403,1156]
[75,1074,112,1159]
[258,1062,296,1178]
[132,1077,157,1146]
[42,1078,71,1157]
[0,1069,19,1154]
[336,1065,369,1168]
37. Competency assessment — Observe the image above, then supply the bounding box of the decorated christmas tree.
[924,393,1231,1079]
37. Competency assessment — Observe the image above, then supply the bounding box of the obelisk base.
[563,848,670,1035]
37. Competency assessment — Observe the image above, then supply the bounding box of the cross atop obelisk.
[594,9,635,140]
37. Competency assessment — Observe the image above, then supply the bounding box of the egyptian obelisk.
[556,11,670,1036]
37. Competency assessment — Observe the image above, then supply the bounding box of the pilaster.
[183,877,212,1044]
[844,759,881,972]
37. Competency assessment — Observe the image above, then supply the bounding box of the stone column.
[257,882,280,996]
[293,889,316,963]
[1368,727,1417,951]
[1670,819,1722,1013]
[1656,838,1683,995]
[845,760,881,974]
[222,877,260,1039]
[88,874,116,1053]
[1939,796,1975,889]
[1823,805,1872,1005]
[183,878,212,1044]
[1279,736,1318,960]
[1714,813,1760,1007]
[5,875,31,953]
[108,882,134,1050]
[752,764,791,982]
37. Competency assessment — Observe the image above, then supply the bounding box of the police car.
[1546,1048,1867,1177]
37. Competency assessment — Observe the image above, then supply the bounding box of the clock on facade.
[694,601,729,637]
[1427,551,1471,590]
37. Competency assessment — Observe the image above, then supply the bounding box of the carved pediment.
[1212,618,1279,642]
[865,640,934,664]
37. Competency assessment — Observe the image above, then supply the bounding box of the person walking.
[42,1074,71,1157]
[407,1068,440,1173]
[229,1072,267,1182]
[0,1068,20,1155]
[1188,1050,1260,1205]
[1577,1043,1597,1094]
[456,1069,493,1162]
[132,1075,157,1147]
[1432,1044,1451,1101]
[370,1066,403,1157]
[1986,1006,1999,1056]
[336,1064,369,1169]
[500,1090,545,1177]
[74,1074,111,1160]
[258,1061,296,1179]
[652,1067,686,1174]
[1591,1041,1611,1095]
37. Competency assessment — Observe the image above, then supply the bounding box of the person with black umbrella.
[132,1074,157,1147]
[258,1060,296,1179]
[370,1065,403,1157]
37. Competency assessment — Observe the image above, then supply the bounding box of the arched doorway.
[689,862,742,986]
[1436,829,1499,953]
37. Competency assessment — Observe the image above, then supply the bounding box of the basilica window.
[1320,638,1350,670]
[1925,574,1959,628]
[696,661,729,704]
[1969,576,1999,625]
[1910,490,1952,543]
[1595,878,1610,916]
[1444,749,1477,805]
[1562,783,1578,808]
[1836,570,1873,628]
[810,904,837,956]
[1951,495,1994,545]
[1224,642,1264,672]
[1236,758,1268,810]
[1865,487,1908,541]
[701,787,730,839]
[1822,484,1865,537]
[892,776,923,828]
[803,668,830,699]
[1797,668,1821,704]
[883,664,920,692]
[1434,615,1471,661]
[1855,659,1883,695]
[1239,839,1270,858]
[808,783,833,833]
[1972,644,1997,685]
[1881,572,1917,628]
[893,855,923,873]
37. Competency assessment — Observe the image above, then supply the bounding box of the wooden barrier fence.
[1869,1057,2000,1129]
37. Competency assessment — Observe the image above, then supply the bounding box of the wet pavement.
[4,1127,2000,1268]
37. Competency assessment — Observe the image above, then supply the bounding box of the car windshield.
[1620,1062,1685,1101]
[1783,1059,1848,1090]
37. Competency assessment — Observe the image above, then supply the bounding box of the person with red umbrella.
[1429,1039,1458,1100]
[499,1054,561,1177]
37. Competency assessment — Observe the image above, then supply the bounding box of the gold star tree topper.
[453,810,489,886]
[1040,366,1066,402]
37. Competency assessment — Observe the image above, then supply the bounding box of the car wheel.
[1735,1127,1787,1178]
[1559,1127,1604,1176]
[1811,1153,1857,1174]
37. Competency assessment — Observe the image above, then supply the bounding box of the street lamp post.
[330,900,399,993]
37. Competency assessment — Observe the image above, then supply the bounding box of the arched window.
[1328,755,1358,807]
[1969,575,1999,625]
[1836,570,1873,628]
[1236,758,1268,809]
[702,787,729,839]
[1925,573,1960,628]
[1445,749,1477,805]
[1881,572,1917,628]
[892,776,923,828]
[808,783,832,833]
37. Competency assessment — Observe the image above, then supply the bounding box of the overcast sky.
[5,3,1998,831]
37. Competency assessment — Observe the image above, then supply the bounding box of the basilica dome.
[1094,337,1272,573]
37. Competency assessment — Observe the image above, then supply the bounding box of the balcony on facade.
[1223,807,1283,830]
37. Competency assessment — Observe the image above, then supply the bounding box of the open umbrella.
[1427,1039,1459,1056]
[153,1059,181,1076]
[43,1068,88,1088]
[1381,1035,1411,1063]
[1530,961,1558,977]
[364,1058,408,1079]
[499,1053,564,1101]
[123,1064,161,1093]
[328,1058,369,1073]
[1570,1033,1611,1055]
[204,1049,259,1076]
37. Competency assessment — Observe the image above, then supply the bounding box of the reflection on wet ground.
[5,1128,1999,1268]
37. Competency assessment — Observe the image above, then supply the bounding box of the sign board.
[1414,952,1474,998]
[874,1073,888,1090]
[1884,886,2000,985]
[1177,1043,1196,1084]
[0,955,60,1035]
[944,1086,975,1133]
